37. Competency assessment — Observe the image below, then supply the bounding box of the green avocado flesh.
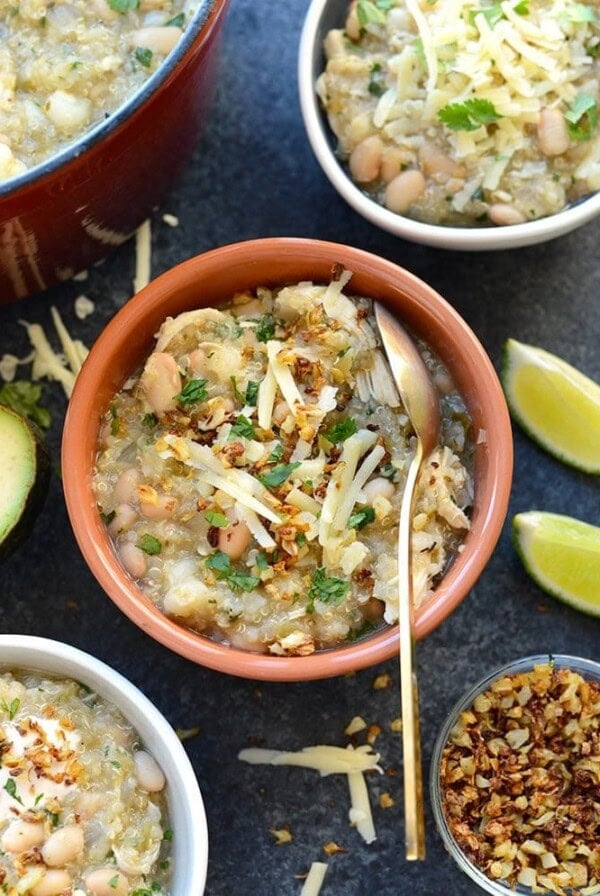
[0,405,50,560]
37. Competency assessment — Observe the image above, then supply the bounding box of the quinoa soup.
[0,670,171,896]
[317,0,600,227]
[93,272,474,657]
[0,0,192,181]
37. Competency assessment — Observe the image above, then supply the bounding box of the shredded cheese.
[133,218,151,294]
[266,340,304,417]
[299,862,328,896]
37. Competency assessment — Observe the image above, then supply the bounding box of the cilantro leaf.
[229,414,255,440]
[307,568,351,613]
[255,314,276,343]
[438,98,501,131]
[205,551,231,575]
[138,533,162,555]
[134,46,153,67]
[205,551,259,592]
[225,571,261,593]
[245,380,260,406]
[142,412,157,428]
[4,778,23,804]
[565,92,597,140]
[165,11,184,25]
[348,506,376,530]
[259,462,300,488]
[0,381,51,429]
[267,442,283,463]
[368,62,385,97]
[204,509,229,528]
[0,697,20,720]
[174,378,208,405]
[108,0,138,11]
[324,416,357,443]
[357,0,387,26]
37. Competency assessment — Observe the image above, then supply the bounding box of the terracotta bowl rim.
[62,237,514,681]
[297,0,600,251]
[0,0,226,200]
[0,634,208,893]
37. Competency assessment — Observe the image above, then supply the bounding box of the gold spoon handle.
[398,444,426,861]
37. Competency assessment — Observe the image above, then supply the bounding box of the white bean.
[384,169,426,214]
[362,477,395,504]
[31,870,72,896]
[488,203,526,226]
[133,749,166,792]
[139,352,181,416]
[84,869,129,896]
[129,26,182,54]
[537,108,569,157]
[1,820,45,853]
[42,825,84,867]
[118,542,148,579]
[349,135,383,184]
[113,468,141,504]
[218,519,252,561]
[139,493,178,521]
[108,503,138,537]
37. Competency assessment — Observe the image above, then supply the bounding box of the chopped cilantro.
[0,381,51,429]
[134,46,153,67]
[3,779,23,804]
[348,506,376,530]
[357,0,387,26]
[255,552,270,572]
[307,568,351,613]
[565,92,597,140]
[368,62,385,97]
[245,380,260,406]
[380,462,397,479]
[108,0,138,10]
[229,414,255,439]
[267,442,284,463]
[346,619,377,642]
[138,533,162,555]
[142,412,158,428]
[324,416,357,443]
[229,376,244,403]
[165,11,184,25]
[259,462,300,488]
[204,509,229,528]
[467,4,505,28]
[295,532,307,546]
[438,97,501,131]
[163,829,173,841]
[1,697,20,720]
[413,37,426,61]
[514,0,529,11]
[100,509,116,525]
[255,314,276,343]
[108,876,120,890]
[174,378,208,405]
[205,551,259,592]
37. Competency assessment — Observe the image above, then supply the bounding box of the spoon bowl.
[375,302,442,861]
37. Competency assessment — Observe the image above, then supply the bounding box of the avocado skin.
[0,407,51,563]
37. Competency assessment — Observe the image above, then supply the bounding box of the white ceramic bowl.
[0,635,208,895]
[298,0,600,251]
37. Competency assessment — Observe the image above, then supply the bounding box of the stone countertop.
[1,1,599,894]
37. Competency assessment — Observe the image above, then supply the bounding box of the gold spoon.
[374,302,441,861]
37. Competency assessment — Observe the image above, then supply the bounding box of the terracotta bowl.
[0,0,230,304]
[0,634,208,894]
[62,238,513,681]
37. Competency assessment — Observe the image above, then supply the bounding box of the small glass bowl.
[429,654,600,896]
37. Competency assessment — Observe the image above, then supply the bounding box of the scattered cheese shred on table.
[299,862,328,896]
[134,218,151,294]
[238,744,382,844]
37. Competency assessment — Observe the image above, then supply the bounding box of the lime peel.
[502,338,600,474]
[513,511,600,617]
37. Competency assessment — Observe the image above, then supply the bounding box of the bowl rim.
[62,236,513,681]
[0,0,226,200]
[0,633,208,895]
[297,0,600,251]
[429,653,600,895]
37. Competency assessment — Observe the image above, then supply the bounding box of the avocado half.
[0,405,51,561]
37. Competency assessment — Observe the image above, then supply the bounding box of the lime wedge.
[513,511,600,617]
[502,338,600,474]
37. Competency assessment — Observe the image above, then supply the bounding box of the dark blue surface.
[1,1,599,894]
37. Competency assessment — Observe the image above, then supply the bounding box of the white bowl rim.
[0,634,208,895]
[429,653,600,895]
[298,0,600,251]
[0,0,223,199]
